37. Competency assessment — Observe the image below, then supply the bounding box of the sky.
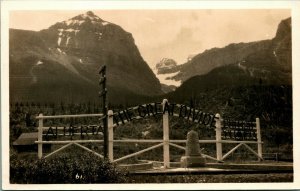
[9,9,290,68]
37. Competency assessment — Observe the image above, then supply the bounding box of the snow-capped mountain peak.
[155,58,177,71]
[153,58,181,88]
[44,11,115,49]
[60,11,111,27]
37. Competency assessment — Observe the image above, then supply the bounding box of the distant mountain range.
[164,17,292,132]
[9,11,162,104]
[9,12,291,109]
[159,17,291,87]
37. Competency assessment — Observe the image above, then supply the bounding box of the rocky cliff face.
[10,11,162,104]
[271,17,291,73]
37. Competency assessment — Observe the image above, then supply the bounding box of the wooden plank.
[112,143,163,163]
[169,140,186,143]
[35,140,104,144]
[222,143,243,160]
[220,140,262,144]
[242,143,264,161]
[44,143,73,159]
[113,139,163,143]
[202,154,220,162]
[113,140,219,144]
[36,113,104,119]
[73,143,104,158]
[169,143,185,150]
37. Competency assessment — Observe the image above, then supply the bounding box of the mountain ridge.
[164,17,291,84]
[9,11,162,104]
[167,17,291,110]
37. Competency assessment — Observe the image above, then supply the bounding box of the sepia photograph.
[1,0,300,190]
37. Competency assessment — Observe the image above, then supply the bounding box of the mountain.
[153,58,181,93]
[168,17,291,83]
[165,17,292,131]
[169,17,291,99]
[154,58,180,75]
[9,11,162,104]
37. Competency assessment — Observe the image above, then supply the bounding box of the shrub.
[10,152,128,184]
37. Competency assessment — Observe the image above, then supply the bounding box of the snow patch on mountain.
[95,32,103,40]
[65,19,85,26]
[65,28,80,33]
[102,21,110,26]
[58,29,63,35]
[36,60,43,65]
[57,37,62,46]
[238,62,248,74]
[80,11,101,21]
[154,68,181,87]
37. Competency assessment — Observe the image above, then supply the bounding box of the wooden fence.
[35,99,263,167]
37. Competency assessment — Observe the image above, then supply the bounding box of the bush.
[10,152,128,184]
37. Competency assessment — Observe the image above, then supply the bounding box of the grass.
[128,173,293,183]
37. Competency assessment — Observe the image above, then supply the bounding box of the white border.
[1,0,300,190]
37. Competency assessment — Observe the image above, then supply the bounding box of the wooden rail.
[36,113,104,119]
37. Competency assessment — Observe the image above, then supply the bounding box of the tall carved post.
[215,113,223,161]
[108,110,114,162]
[162,99,170,168]
[38,113,43,159]
[181,130,206,167]
[256,118,263,161]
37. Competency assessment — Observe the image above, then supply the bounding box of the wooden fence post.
[108,110,114,162]
[38,113,43,159]
[215,113,223,161]
[256,117,263,161]
[162,99,170,168]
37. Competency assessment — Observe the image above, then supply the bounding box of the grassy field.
[128,173,293,183]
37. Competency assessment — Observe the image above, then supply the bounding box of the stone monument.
[181,130,206,167]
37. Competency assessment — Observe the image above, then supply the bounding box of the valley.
[9,11,293,163]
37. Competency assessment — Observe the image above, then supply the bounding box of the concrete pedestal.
[180,155,206,168]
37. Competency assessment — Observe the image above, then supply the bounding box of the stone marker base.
[181,156,206,168]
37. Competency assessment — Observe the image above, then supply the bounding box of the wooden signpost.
[99,65,108,159]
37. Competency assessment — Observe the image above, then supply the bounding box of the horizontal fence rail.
[36,113,104,119]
